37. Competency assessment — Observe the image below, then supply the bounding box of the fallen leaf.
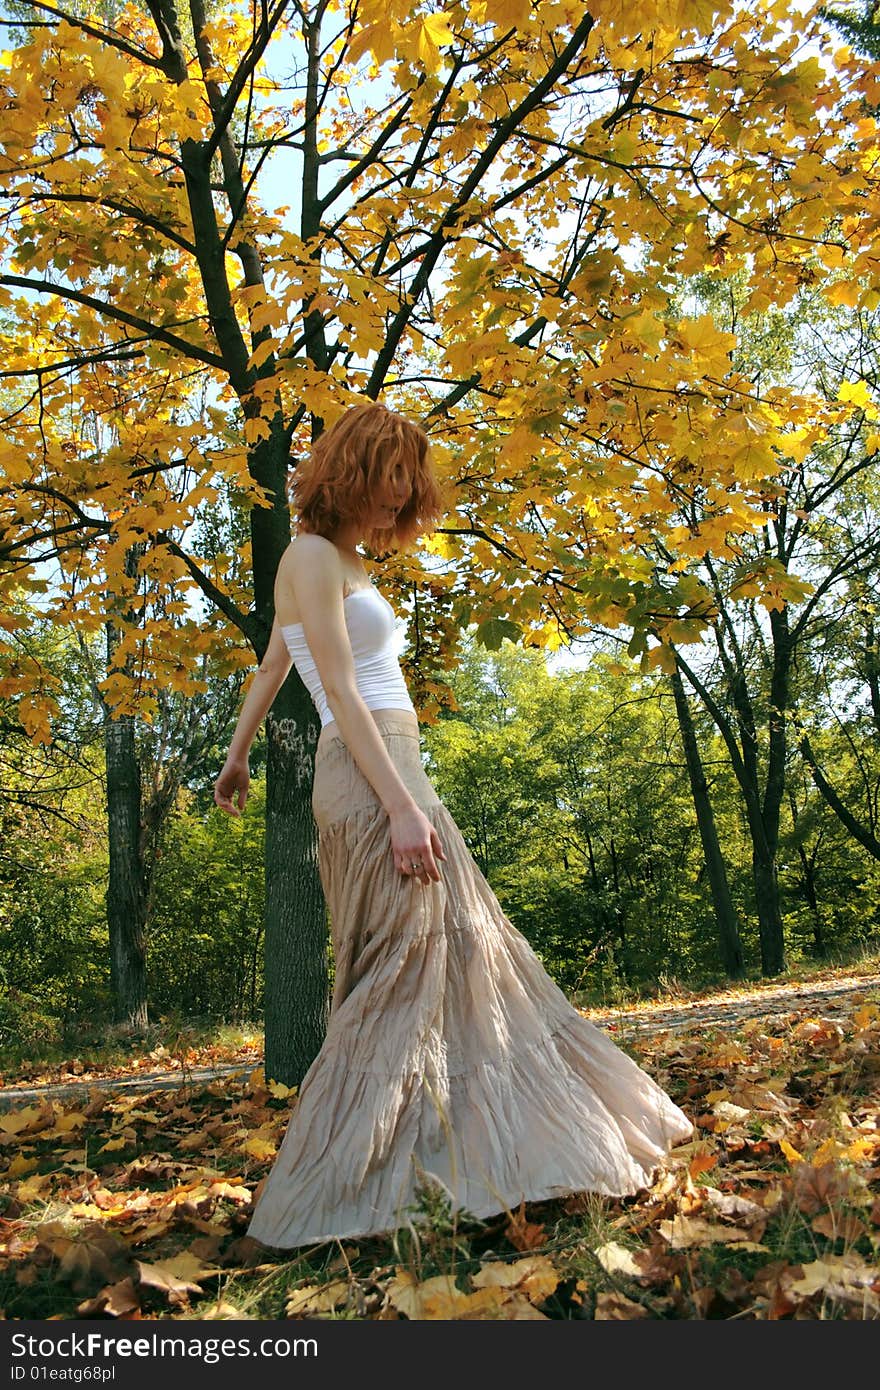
[594,1291,651,1319]
[240,1137,276,1160]
[790,1161,859,1215]
[0,1106,49,1136]
[47,1225,133,1297]
[383,1269,469,1320]
[778,1137,805,1164]
[810,1211,867,1243]
[702,1187,768,1227]
[472,1255,559,1304]
[658,1215,768,1250]
[422,1286,515,1319]
[135,1252,221,1308]
[785,1253,880,1309]
[76,1276,140,1319]
[4,1153,38,1178]
[688,1151,718,1179]
[594,1242,644,1277]
[286,1279,354,1317]
[504,1200,547,1251]
[729,1084,792,1114]
[11,1172,53,1203]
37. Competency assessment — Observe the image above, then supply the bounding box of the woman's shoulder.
[277,533,340,598]
[285,532,341,569]
[276,534,344,625]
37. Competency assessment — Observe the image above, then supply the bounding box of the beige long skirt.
[246,708,693,1250]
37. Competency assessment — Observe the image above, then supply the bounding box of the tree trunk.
[606,816,627,980]
[670,665,745,977]
[262,694,328,1084]
[787,788,827,958]
[102,544,149,1031]
[248,4,336,1088]
[674,594,791,979]
[798,848,827,958]
[104,706,148,1031]
[752,844,786,974]
[798,731,880,860]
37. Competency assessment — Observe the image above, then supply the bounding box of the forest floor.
[1,958,879,1320]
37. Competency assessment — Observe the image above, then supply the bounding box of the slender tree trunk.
[670,665,745,977]
[606,813,627,980]
[675,592,790,977]
[802,867,827,958]
[787,788,827,957]
[146,0,331,1079]
[103,546,149,1030]
[242,11,335,1084]
[798,731,880,860]
[249,917,263,1022]
[751,841,786,974]
[864,616,880,733]
[104,714,148,1029]
[585,828,599,891]
[797,846,826,958]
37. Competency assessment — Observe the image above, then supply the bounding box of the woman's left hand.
[214,757,250,816]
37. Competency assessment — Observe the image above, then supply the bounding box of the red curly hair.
[289,402,445,553]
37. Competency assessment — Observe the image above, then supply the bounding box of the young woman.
[214,400,692,1250]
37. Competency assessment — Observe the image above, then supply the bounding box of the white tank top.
[279,583,417,728]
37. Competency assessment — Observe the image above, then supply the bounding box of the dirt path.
[579,970,880,1037]
[1,971,878,1113]
[0,1058,262,1113]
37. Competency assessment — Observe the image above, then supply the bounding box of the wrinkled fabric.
[247,709,693,1250]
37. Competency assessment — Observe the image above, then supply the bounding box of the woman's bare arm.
[214,619,291,816]
[290,535,445,881]
[226,619,292,763]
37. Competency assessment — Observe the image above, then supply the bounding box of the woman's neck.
[327,525,362,554]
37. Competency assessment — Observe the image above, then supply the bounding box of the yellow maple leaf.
[0,1106,44,1135]
[825,280,862,308]
[417,14,455,72]
[484,0,533,30]
[98,1135,132,1153]
[241,1136,277,1160]
[472,1254,559,1303]
[778,1137,804,1164]
[287,1280,353,1317]
[838,378,873,410]
[4,1152,39,1178]
[422,13,455,46]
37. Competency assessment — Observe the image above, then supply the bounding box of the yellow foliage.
[838,379,875,413]
[0,0,876,706]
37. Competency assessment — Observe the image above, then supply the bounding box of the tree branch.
[0,276,224,369]
[158,533,253,640]
[23,0,164,67]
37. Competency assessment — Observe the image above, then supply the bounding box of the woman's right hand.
[389,804,446,885]
[214,756,250,817]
